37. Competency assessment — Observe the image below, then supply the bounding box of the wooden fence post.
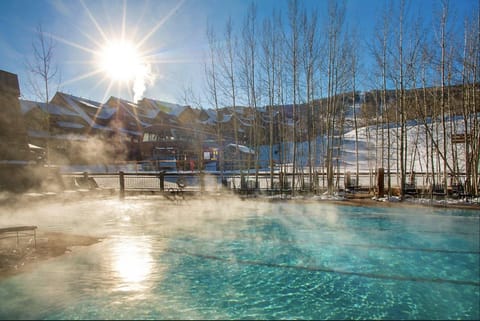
[159,171,164,191]
[119,171,125,199]
[377,168,385,197]
[200,172,205,193]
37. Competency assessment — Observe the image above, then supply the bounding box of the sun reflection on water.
[110,237,155,292]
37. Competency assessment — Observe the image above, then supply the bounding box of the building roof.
[226,143,255,154]
[53,92,109,129]
[141,98,189,117]
[56,121,85,129]
[106,96,151,127]
[20,100,80,117]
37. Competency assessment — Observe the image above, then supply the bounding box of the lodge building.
[0,70,278,169]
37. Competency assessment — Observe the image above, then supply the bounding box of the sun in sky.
[53,0,186,103]
[95,38,154,102]
[98,39,144,83]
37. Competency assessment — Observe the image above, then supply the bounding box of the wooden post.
[240,172,246,190]
[345,171,351,189]
[200,172,205,193]
[377,168,385,197]
[119,171,125,200]
[159,171,164,191]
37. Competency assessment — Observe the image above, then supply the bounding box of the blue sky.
[0,0,476,106]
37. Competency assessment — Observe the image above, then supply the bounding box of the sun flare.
[49,0,185,102]
[98,40,144,82]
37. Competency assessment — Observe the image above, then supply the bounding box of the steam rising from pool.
[0,195,478,319]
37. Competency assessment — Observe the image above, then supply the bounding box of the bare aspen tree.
[405,11,427,188]
[419,45,433,192]
[218,17,240,169]
[205,21,224,178]
[388,0,423,198]
[398,0,425,197]
[260,10,289,191]
[261,11,282,190]
[461,7,480,195]
[261,15,275,190]
[417,38,441,197]
[316,77,327,191]
[286,0,302,195]
[370,0,393,196]
[178,82,202,109]
[275,14,289,192]
[473,6,480,195]
[322,0,347,194]
[300,7,319,192]
[26,24,60,165]
[388,0,408,198]
[347,26,361,189]
[176,80,205,170]
[433,0,452,195]
[413,0,459,197]
[446,48,459,186]
[240,2,260,187]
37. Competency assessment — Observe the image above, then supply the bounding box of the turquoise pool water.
[0,197,478,319]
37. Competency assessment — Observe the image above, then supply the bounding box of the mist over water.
[0,196,478,319]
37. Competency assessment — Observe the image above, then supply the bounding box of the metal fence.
[60,168,478,201]
[61,170,376,196]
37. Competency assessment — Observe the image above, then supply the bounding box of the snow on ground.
[255,115,477,185]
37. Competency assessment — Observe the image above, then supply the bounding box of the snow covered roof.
[136,98,163,118]
[140,98,188,117]
[226,143,255,154]
[56,121,85,129]
[107,96,151,127]
[169,105,189,117]
[94,106,116,119]
[71,96,115,120]
[20,100,79,117]
[19,100,37,114]
[55,93,99,126]
[198,108,222,125]
[140,98,173,114]
[74,96,103,109]
[204,108,218,119]
[218,113,232,123]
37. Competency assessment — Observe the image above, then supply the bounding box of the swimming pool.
[0,197,478,319]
